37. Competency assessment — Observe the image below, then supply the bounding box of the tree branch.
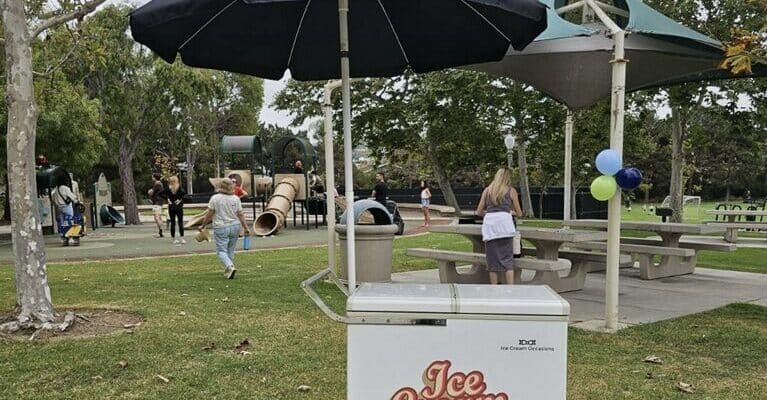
[31,0,106,39]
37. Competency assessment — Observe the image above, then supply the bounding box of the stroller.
[384,199,405,236]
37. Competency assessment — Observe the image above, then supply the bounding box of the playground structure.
[253,136,320,236]
[186,135,271,229]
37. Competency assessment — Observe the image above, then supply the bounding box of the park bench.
[618,237,737,252]
[705,221,767,243]
[518,247,633,291]
[405,248,580,292]
[566,241,696,280]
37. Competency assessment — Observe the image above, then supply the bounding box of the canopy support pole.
[585,0,627,332]
[564,110,574,221]
[323,80,342,274]
[338,0,356,291]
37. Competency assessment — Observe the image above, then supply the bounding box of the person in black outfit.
[293,159,304,174]
[166,176,187,244]
[372,172,388,205]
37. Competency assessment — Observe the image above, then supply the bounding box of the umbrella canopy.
[468,0,767,110]
[131,0,548,81]
[131,0,548,291]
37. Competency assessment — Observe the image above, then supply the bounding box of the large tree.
[644,0,766,221]
[1,0,104,329]
[274,71,526,214]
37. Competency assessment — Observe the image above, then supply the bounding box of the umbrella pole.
[338,0,356,291]
[323,81,342,274]
[605,30,627,331]
[564,110,574,221]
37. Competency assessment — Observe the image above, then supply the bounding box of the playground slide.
[99,204,125,226]
[253,177,300,236]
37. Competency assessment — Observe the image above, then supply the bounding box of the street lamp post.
[504,134,516,169]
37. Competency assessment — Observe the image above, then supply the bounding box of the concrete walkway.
[393,266,767,331]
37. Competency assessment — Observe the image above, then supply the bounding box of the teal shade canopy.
[469,0,766,109]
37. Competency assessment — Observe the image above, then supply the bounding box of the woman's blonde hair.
[218,178,234,195]
[168,176,180,193]
[487,168,514,207]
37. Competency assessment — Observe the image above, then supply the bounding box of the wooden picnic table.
[428,225,607,290]
[562,219,726,279]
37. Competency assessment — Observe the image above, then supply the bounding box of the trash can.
[337,199,398,283]
[347,283,570,399]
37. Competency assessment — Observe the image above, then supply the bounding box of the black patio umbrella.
[130,0,548,289]
[130,0,547,81]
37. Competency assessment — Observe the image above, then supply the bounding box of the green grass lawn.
[1,234,766,399]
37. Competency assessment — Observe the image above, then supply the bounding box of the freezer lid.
[455,284,570,316]
[347,283,455,314]
[347,283,570,316]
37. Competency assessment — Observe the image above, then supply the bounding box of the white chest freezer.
[347,283,570,400]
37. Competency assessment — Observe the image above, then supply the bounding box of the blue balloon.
[595,149,621,176]
[615,167,643,191]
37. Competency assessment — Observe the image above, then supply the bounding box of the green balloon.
[591,176,618,201]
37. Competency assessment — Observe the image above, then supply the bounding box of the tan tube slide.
[253,177,300,236]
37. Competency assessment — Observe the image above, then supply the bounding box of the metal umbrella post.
[323,80,342,275]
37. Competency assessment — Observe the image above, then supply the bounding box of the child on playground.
[167,176,186,245]
[420,180,432,227]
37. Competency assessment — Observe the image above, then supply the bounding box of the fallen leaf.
[676,382,695,394]
[239,351,252,356]
[222,297,229,302]
[118,361,128,369]
[202,342,216,351]
[297,385,311,393]
[179,312,187,316]
[643,355,663,364]
[234,339,250,352]
[181,293,189,297]
[123,322,142,329]
[91,375,103,381]
[156,374,170,383]
[261,377,267,383]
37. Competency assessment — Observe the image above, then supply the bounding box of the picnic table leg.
[437,260,489,284]
[525,239,578,291]
[638,233,696,280]
[724,215,738,243]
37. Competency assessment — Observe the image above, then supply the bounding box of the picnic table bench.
[704,210,767,243]
[566,241,696,280]
[562,220,726,280]
[405,248,578,291]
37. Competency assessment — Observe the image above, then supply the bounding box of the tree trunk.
[517,141,535,218]
[3,1,55,322]
[118,134,141,225]
[186,147,195,195]
[2,173,11,222]
[570,185,578,219]
[669,103,686,223]
[424,137,461,215]
[724,181,731,203]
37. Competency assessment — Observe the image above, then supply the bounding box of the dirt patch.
[0,308,144,342]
